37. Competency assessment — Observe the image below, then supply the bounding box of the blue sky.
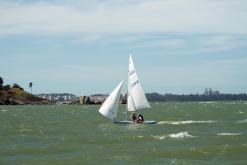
[0,0,247,96]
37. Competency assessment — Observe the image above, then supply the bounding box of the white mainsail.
[128,54,150,111]
[99,81,124,120]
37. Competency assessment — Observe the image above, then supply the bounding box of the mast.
[125,94,128,121]
[126,54,130,121]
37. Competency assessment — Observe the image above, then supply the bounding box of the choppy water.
[0,102,247,165]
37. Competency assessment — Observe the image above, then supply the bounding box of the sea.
[0,102,247,165]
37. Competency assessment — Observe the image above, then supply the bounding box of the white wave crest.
[19,128,32,132]
[152,135,166,140]
[242,143,247,146]
[237,119,247,123]
[169,132,195,139]
[217,132,242,136]
[152,132,195,140]
[157,120,216,125]
[199,102,216,104]
[1,109,7,112]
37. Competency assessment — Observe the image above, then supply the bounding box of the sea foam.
[237,119,247,123]
[152,132,195,140]
[152,135,166,140]
[169,132,195,139]
[19,128,32,132]
[217,133,242,136]
[157,120,216,125]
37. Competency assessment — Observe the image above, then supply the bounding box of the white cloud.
[135,38,187,48]
[209,57,247,66]
[0,0,247,36]
[141,60,247,94]
[137,39,186,48]
[18,64,125,82]
[74,34,103,44]
[196,34,247,52]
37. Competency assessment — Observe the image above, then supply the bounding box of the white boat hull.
[114,120,157,124]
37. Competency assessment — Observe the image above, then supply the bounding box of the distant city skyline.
[1,0,247,96]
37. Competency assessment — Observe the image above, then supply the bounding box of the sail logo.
[130,70,135,76]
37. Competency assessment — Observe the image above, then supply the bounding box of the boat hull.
[114,120,157,124]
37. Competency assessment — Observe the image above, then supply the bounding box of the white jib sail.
[99,81,124,120]
[128,54,150,111]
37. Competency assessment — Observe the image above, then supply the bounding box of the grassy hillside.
[0,88,51,105]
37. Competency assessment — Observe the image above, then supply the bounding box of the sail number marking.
[130,80,139,89]
[129,70,135,76]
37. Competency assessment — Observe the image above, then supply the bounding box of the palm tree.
[29,82,33,94]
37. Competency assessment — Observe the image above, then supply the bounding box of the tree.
[29,82,33,94]
[3,85,11,90]
[12,83,21,88]
[12,83,24,90]
[0,77,3,89]
[85,96,91,104]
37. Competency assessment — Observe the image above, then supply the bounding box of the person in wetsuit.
[136,113,144,123]
[130,112,144,123]
[130,112,137,122]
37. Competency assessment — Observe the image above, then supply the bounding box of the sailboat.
[99,54,156,124]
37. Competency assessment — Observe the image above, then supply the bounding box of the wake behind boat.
[99,54,156,124]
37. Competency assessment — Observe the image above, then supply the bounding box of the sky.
[0,0,247,96]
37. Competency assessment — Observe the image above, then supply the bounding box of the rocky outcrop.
[0,88,52,105]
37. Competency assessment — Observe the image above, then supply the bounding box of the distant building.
[36,93,125,104]
[36,93,78,102]
[89,95,108,104]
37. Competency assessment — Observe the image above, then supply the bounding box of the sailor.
[137,113,144,123]
[130,112,137,122]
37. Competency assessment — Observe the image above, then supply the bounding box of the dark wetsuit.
[137,114,144,123]
[130,113,137,122]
